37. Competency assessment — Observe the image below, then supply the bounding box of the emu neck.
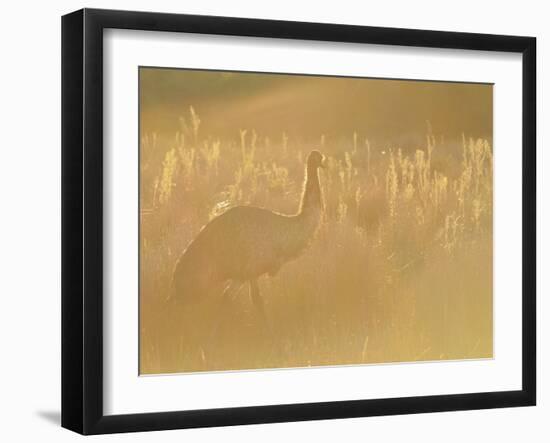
[299,165,322,215]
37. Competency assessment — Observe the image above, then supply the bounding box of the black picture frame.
[62,8,536,435]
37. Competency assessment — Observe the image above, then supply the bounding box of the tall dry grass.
[140,107,493,374]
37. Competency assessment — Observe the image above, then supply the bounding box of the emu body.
[170,150,325,309]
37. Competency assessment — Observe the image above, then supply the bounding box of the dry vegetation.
[140,107,493,374]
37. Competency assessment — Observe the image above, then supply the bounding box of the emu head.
[307,150,326,170]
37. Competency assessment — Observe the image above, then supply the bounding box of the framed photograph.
[61,8,536,435]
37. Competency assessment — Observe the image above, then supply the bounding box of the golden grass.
[140,107,493,374]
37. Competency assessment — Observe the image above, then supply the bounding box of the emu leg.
[249,279,267,325]
[249,279,286,361]
[206,280,242,360]
[214,280,242,336]
[249,279,274,343]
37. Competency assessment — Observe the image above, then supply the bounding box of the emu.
[169,150,326,325]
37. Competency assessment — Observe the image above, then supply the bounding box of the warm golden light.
[139,68,493,375]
